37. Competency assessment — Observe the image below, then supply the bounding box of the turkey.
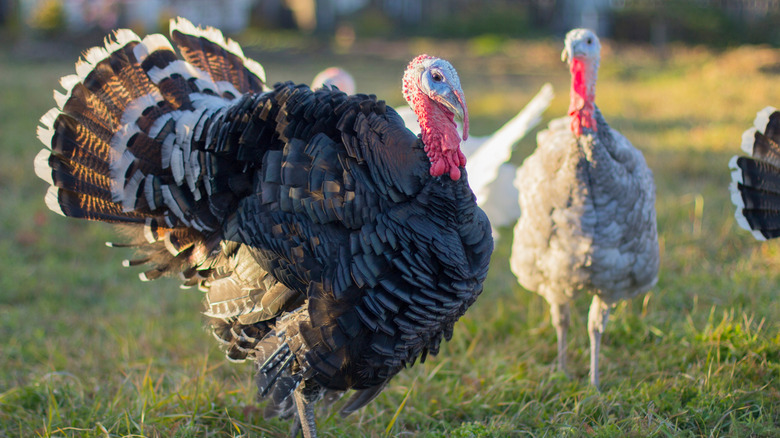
[311,67,356,95]
[312,67,555,233]
[729,106,780,240]
[509,29,659,388]
[33,17,492,437]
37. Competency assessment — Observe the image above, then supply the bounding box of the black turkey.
[34,17,492,437]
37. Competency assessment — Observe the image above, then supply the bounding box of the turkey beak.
[563,42,588,64]
[562,43,577,64]
[436,88,469,141]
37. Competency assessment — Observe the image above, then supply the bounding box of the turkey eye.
[587,38,592,44]
[431,72,443,82]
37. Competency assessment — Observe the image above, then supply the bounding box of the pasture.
[1,34,779,436]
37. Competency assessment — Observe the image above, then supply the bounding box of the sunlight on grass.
[1,37,779,437]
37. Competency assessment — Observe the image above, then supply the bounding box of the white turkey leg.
[587,295,611,388]
[550,302,570,375]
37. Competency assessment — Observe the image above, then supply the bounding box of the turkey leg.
[550,302,570,375]
[587,295,611,388]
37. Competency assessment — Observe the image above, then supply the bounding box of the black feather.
[34,18,493,436]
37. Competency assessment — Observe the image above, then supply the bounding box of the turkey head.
[402,55,469,181]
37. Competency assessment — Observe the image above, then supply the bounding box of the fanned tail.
[730,106,780,240]
[34,17,267,279]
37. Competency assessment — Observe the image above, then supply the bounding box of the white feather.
[148,111,176,139]
[742,106,778,156]
[53,89,70,110]
[171,145,185,185]
[753,106,776,133]
[161,134,176,169]
[120,92,164,126]
[215,80,242,99]
[163,212,176,228]
[75,47,108,81]
[109,124,134,162]
[84,45,110,65]
[741,127,757,156]
[190,93,229,111]
[109,149,137,202]
[33,149,53,185]
[169,17,266,84]
[243,58,267,84]
[175,111,199,158]
[147,60,204,84]
[104,28,141,54]
[36,124,55,148]
[44,186,65,216]
[193,106,211,141]
[187,150,201,201]
[37,108,60,147]
[134,33,174,63]
[193,78,220,94]
[161,184,191,227]
[53,74,80,109]
[59,74,80,91]
[164,234,183,256]
[143,218,157,243]
[122,169,145,211]
[144,174,157,211]
[170,17,243,57]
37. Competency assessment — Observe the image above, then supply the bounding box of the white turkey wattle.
[510,28,660,389]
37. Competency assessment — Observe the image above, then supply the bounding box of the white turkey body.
[33,18,492,437]
[512,114,658,303]
[510,29,659,388]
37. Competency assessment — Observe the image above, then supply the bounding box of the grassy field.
[1,33,780,437]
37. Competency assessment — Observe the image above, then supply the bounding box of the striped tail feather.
[34,17,267,277]
[730,106,780,240]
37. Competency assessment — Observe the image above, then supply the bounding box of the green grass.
[1,36,780,437]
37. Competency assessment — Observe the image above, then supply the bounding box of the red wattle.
[569,58,597,137]
[413,93,465,181]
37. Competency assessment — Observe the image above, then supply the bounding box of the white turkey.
[729,106,780,240]
[509,28,659,388]
[312,67,554,233]
[33,18,492,437]
[311,66,356,95]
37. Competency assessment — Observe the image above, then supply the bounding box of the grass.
[1,34,780,437]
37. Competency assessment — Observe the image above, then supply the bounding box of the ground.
[0,34,779,437]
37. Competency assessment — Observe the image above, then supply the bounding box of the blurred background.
[2,1,780,436]
[3,0,780,49]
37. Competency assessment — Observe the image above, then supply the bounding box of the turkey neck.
[412,96,467,181]
[568,57,598,137]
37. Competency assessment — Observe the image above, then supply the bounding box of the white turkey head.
[312,67,356,94]
[402,54,469,181]
[562,28,601,137]
[561,28,601,66]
